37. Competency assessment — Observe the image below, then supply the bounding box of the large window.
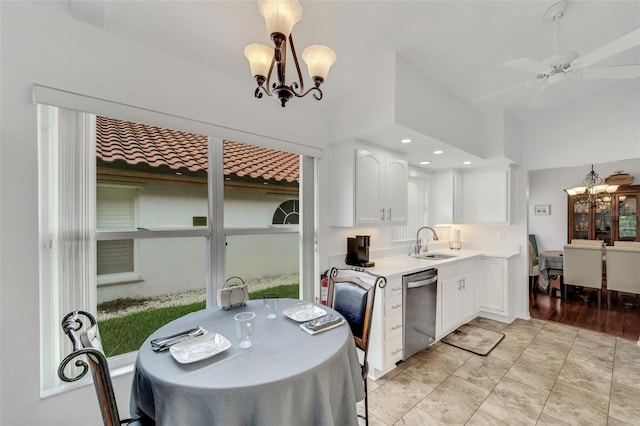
[38,103,315,395]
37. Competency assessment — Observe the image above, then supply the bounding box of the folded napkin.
[151,326,205,352]
[300,315,344,335]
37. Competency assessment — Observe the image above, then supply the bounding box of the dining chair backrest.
[58,311,147,426]
[564,243,604,307]
[327,273,376,353]
[613,241,640,248]
[605,246,640,295]
[570,239,605,248]
[327,267,383,426]
[563,244,603,290]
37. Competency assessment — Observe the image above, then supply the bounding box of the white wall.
[529,158,640,253]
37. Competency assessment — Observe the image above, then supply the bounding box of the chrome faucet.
[415,226,439,254]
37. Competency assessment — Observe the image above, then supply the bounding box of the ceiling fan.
[473,0,640,108]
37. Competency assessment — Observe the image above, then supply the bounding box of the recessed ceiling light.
[433,150,443,155]
[400,138,412,144]
[419,161,431,165]
[463,161,472,165]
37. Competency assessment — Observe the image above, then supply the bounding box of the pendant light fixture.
[564,165,619,208]
[244,0,336,107]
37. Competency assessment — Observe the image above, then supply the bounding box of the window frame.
[36,87,319,397]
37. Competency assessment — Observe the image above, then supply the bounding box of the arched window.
[272,199,300,224]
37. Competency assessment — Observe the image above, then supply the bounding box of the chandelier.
[564,165,619,208]
[244,0,336,108]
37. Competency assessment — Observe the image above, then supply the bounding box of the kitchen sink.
[411,253,458,260]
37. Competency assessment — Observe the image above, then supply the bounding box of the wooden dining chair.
[327,267,385,426]
[563,244,604,308]
[605,246,640,308]
[58,311,152,426]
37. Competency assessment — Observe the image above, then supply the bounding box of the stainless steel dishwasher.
[403,268,438,360]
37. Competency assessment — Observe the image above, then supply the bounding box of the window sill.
[97,272,142,286]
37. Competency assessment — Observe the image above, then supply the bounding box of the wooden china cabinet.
[567,185,639,245]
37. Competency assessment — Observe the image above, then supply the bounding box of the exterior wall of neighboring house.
[97,182,299,303]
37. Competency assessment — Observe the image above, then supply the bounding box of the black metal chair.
[58,311,152,426]
[327,267,385,426]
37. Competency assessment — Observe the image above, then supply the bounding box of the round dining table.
[130,298,365,426]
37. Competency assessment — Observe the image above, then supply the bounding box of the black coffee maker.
[346,235,375,267]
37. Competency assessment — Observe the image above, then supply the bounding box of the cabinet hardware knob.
[391,304,402,309]
[391,325,402,330]
[391,349,402,355]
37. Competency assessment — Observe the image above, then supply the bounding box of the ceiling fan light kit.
[473,0,640,107]
[244,0,336,108]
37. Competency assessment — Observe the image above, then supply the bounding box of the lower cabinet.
[474,256,515,322]
[368,274,403,379]
[437,261,475,339]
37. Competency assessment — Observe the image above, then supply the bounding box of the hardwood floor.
[529,277,640,341]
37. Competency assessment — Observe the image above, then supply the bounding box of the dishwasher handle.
[406,275,437,289]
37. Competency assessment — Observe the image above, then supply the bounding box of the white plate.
[169,331,231,364]
[283,304,327,322]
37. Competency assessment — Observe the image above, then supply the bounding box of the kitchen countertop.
[359,247,520,278]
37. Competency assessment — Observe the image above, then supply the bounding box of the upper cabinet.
[461,168,510,224]
[568,185,639,245]
[429,170,461,225]
[330,141,408,227]
[429,167,511,225]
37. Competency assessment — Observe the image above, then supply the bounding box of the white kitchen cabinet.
[461,168,510,224]
[474,257,507,315]
[367,274,403,379]
[330,141,408,227]
[437,261,475,338]
[429,170,461,225]
[474,256,516,322]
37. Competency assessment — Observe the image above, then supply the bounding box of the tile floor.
[361,317,640,425]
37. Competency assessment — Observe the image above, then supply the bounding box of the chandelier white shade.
[245,0,336,107]
[258,0,302,38]
[244,44,274,79]
[564,165,619,207]
[302,45,337,80]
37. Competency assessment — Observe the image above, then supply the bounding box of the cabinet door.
[355,149,384,224]
[474,258,505,314]
[439,274,460,336]
[459,273,474,322]
[385,156,408,224]
[616,194,638,241]
[462,169,510,224]
[430,172,457,225]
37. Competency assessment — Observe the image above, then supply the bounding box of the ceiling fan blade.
[471,80,536,102]
[502,58,552,75]
[576,65,640,80]
[572,28,640,69]
[527,83,549,109]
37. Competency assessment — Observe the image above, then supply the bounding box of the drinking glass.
[263,292,279,319]
[234,312,255,349]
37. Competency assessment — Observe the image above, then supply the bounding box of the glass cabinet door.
[571,197,590,241]
[617,195,638,240]
[594,198,612,245]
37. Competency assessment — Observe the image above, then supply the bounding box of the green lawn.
[99,284,299,357]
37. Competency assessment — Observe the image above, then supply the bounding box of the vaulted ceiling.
[61,0,640,169]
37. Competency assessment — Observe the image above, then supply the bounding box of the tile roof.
[96,116,299,183]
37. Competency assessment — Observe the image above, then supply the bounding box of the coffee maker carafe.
[346,235,375,267]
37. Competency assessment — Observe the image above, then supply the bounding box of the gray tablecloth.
[538,250,564,290]
[130,299,365,426]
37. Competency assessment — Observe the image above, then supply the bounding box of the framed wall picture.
[535,204,551,215]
